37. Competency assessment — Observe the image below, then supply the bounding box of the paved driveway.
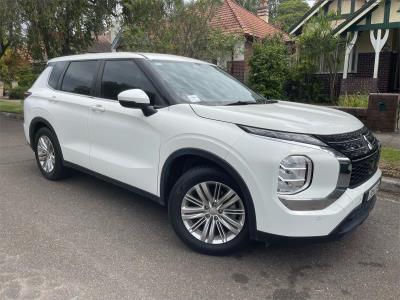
[0,116,399,300]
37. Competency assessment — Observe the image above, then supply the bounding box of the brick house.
[110,0,288,83]
[210,0,289,82]
[290,0,400,95]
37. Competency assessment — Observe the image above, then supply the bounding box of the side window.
[61,61,98,96]
[48,61,67,89]
[100,60,158,103]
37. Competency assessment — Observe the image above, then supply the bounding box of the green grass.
[380,147,400,178]
[0,100,23,114]
[338,94,369,108]
[381,147,400,164]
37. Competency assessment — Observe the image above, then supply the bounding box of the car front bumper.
[255,194,377,243]
[227,132,382,239]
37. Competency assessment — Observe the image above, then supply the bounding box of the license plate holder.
[363,179,381,203]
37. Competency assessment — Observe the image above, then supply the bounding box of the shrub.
[338,94,369,108]
[9,86,28,100]
[249,36,289,99]
[284,63,326,102]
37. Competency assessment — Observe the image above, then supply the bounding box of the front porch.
[335,0,400,95]
[340,28,399,94]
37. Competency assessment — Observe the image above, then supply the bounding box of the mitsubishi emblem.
[363,135,373,150]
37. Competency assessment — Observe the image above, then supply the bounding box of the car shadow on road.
[63,167,365,259]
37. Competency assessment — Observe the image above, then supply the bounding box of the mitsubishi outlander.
[24,53,381,255]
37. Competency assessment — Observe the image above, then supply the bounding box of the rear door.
[88,59,164,194]
[50,60,99,169]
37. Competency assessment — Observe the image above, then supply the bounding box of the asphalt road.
[0,115,399,300]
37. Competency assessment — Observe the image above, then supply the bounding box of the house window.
[317,43,357,74]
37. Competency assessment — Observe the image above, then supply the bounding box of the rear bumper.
[255,195,376,243]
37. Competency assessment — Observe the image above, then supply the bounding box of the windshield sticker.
[187,95,201,103]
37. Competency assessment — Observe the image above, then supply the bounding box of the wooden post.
[370,29,390,79]
[343,31,358,80]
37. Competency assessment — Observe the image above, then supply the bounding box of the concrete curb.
[381,177,400,194]
[0,112,23,120]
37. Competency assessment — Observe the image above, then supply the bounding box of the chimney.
[257,0,269,23]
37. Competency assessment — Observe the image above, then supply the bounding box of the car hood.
[190,101,364,135]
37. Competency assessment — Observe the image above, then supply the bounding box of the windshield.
[148,60,264,105]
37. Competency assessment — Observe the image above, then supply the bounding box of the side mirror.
[118,89,157,116]
[118,89,150,108]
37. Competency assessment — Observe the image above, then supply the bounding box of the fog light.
[278,156,312,195]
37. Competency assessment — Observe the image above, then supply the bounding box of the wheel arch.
[160,148,257,238]
[29,117,58,150]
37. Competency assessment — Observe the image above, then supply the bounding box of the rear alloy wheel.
[37,135,56,173]
[34,127,67,180]
[169,167,249,255]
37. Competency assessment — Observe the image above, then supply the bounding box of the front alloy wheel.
[181,181,245,244]
[169,167,249,255]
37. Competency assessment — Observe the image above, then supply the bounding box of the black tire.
[168,166,250,255]
[34,127,67,180]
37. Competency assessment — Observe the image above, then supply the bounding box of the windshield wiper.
[257,99,278,104]
[226,101,258,106]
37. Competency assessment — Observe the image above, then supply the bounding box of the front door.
[88,60,164,195]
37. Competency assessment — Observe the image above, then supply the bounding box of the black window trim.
[48,58,174,107]
[94,58,171,107]
[134,58,172,107]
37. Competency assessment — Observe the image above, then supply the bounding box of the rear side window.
[48,61,67,89]
[61,61,98,96]
[100,60,158,102]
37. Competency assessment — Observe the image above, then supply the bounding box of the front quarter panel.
[158,104,244,193]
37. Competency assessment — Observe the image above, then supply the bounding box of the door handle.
[91,105,105,112]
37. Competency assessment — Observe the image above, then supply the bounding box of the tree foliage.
[235,0,310,32]
[0,0,23,59]
[20,0,119,61]
[121,0,242,61]
[249,35,289,99]
[273,0,310,31]
[298,12,344,101]
[235,0,281,19]
[0,49,38,92]
[267,0,283,20]
[235,0,260,13]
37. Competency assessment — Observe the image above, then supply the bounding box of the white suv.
[24,53,381,255]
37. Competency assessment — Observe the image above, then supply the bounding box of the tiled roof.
[211,0,289,40]
[87,33,112,53]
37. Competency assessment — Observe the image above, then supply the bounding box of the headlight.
[278,156,313,194]
[238,125,327,147]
